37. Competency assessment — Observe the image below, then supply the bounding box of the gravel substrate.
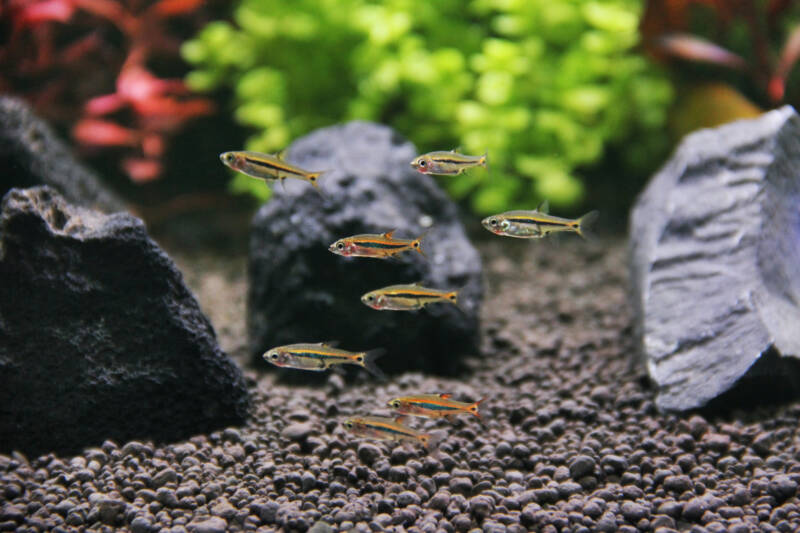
[2,238,799,532]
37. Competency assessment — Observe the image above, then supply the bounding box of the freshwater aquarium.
[2,1,800,532]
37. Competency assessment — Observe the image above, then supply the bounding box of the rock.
[248,121,482,373]
[569,455,596,479]
[0,97,125,213]
[0,187,249,456]
[282,423,314,441]
[629,106,800,411]
[187,516,227,533]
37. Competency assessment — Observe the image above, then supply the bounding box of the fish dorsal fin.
[537,199,550,214]
[451,146,461,153]
[382,230,396,239]
[439,393,452,399]
[410,282,422,286]
[319,340,340,347]
[275,149,288,161]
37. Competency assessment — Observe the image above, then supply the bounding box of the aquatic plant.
[641,0,800,136]
[183,0,672,212]
[1,0,214,183]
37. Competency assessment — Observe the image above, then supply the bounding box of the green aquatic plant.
[183,0,672,212]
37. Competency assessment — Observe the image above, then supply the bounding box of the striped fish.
[343,416,444,449]
[388,394,485,420]
[361,283,459,311]
[263,342,385,379]
[328,230,427,259]
[220,150,325,189]
[411,149,488,175]
[482,201,599,240]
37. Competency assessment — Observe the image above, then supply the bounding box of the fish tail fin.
[469,397,487,419]
[481,150,489,172]
[420,429,447,451]
[576,210,600,240]
[361,348,387,381]
[307,171,325,189]
[413,229,430,257]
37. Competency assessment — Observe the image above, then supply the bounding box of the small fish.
[329,230,428,259]
[411,149,488,175]
[263,342,385,379]
[482,201,599,240]
[361,283,459,311]
[388,394,485,420]
[219,150,324,189]
[343,416,445,449]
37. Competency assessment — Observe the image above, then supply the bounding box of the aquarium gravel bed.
[2,239,799,533]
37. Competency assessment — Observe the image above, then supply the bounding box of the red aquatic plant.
[640,0,800,107]
[1,0,213,183]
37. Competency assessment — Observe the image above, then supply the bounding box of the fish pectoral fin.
[394,415,408,424]
[439,393,452,399]
[275,149,287,161]
[451,146,461,153]
[382,229,396,239]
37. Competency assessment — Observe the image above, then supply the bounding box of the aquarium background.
[4,0,799,228]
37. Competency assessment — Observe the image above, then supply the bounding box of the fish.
[219,150,325,189]
[263,342,385,379]
[387,393,485,420]
[328,230,428,259]
[482,201,599,240]
[342,415,445,449]
[410,149,488,175]
[361,283,459,311]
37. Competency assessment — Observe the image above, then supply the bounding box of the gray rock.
[569,455,596,479]
[0,97,125,213]
[187,516,227,533]
[629,105,800,411]
[0,187,249,456]
[248,121,482,373]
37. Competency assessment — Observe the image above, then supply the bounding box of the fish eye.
[391,401,400,408]
[269,353,278,360]
[344,421,353,429]
[337,242,344,250]
[225,153,233,161]
[367,295,374,301]
[489,219,497,226]
[419,159,427,167]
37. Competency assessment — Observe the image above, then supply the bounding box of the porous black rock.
[0,187,249,456]
[0,97,125,213]
[629,106,800,411]
[248,121,482,374]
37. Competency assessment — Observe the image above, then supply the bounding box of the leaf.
[655,33,747,70]
[770,24,800,103]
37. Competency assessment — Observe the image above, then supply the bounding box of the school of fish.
[220,145,597,450]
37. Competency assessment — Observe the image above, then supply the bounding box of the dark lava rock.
[0,97,125,213]
[0,187,249,456]
[629,106,800,411]
[248,121,482,373]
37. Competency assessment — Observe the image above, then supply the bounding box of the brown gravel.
[1,237,799,532]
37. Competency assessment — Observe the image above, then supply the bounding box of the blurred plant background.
[183,0,673,216]
[5,0,800,222]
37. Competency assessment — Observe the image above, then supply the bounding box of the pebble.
[187,516,227,533]
[569,455,596,479]
[282,423,314,441]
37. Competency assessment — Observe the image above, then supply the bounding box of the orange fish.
[328,230,427,259]
[387,394,485,420]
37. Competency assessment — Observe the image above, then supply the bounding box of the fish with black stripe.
[482,200,599,240]
[263,342,385,379]
[342,416,446,449]
[361,283,460,311]
[388,393,485,420]
[410,149,488,175]
[219,150,325,190]
[328,230,428,259]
